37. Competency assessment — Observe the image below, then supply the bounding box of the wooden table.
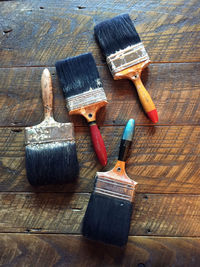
[0,1,200,266]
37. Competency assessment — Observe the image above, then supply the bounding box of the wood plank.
[0,0,200,67]
[0,64,200,127]
[0,126,199,194]
[0,234,200,267]
[0,193,199,236]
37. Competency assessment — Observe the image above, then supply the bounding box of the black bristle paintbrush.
[82,119,137,246]
[94,14,158,123]
[55,53,108,166]
[25,68,79,186]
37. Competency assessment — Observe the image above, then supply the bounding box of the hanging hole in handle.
[117,167,121,172]
[133,74,139,79]
[88,113,93,118]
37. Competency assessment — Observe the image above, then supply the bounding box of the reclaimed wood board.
[0,1,200,67]
[0,64,200,127]
[0,126,199,194]
[0,234,200,267]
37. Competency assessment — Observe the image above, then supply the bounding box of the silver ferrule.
[94,175,136,202]
[66,87,107,111]
[25,118,75,145]
[106,42,149,76]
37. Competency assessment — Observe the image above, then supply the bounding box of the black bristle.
[25,142,79,186]
[82,193,133,246]
[94,14,141,57]
[55,53,102,98]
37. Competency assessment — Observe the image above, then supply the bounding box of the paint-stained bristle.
[82,173,136,246]
[26,142,79,186]
[82,192,133,246]
[55,53,102,98]
[94,14,141,57]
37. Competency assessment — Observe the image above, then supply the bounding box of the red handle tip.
[89,124,107,166]
[147,109,158,123]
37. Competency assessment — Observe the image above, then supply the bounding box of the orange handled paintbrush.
[94,14,158,123]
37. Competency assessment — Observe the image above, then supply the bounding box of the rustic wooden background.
[0,0,200,266]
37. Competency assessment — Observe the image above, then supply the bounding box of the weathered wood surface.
[0,63,200,127]
[0,126,199,194]
[1,0,200,265]
[0,234,200,267]
[0,0,200,67]
[0,193,199,236]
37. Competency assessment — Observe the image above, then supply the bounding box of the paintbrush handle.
[130,76,158,123]
[41,68,53,119]
[69,101,108,166]
[89,122,107,166]
[111,119,135,177]
[118,119,135,162]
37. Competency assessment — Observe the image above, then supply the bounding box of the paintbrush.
[25,68,79,186]
[82,119,137,246]
[55,53,108,166]
[94,14,158,123]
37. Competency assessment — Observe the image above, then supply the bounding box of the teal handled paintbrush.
[25,69,79,185]
[82,119,137,246]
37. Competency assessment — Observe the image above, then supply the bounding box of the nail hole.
[77,6,86,9]
[147,228,151,233]
[3,29,13,34]
[40,6,44,9]
[11,129,22,133]
[88,113,93,118]
[144,195,148,199]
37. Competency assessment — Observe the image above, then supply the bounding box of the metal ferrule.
[25,118,75,145]
[66,87,107,111]
[106,42,149,76]
[94,175,136,202]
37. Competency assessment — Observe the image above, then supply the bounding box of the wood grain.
[0,125,199,194]
[0,193,199,236]
[0,63,200,127]
[0,234,200,267]
[0,0,200,67]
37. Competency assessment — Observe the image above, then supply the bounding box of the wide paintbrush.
[56,53,108,166]
[95,14,158,123]
[82,119,137,246]
[25,69,79,185]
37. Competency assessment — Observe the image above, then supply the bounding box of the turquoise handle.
[122,119,135,141]
[118,119,135,162]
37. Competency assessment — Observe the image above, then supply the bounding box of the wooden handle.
[41,68,53,118]
[118,118,135,162]
[130,75,158,123]
[89,122,107,166]
[108,119,136,184]
[69,101,107,122]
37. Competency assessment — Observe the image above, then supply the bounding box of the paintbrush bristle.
[26,142,79,185]
[82,192,133,246]
[94,14,141,57]
[56,53,102,98]
[25,120,79,185]
[55,53,107,112]
[82,173,136,246]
